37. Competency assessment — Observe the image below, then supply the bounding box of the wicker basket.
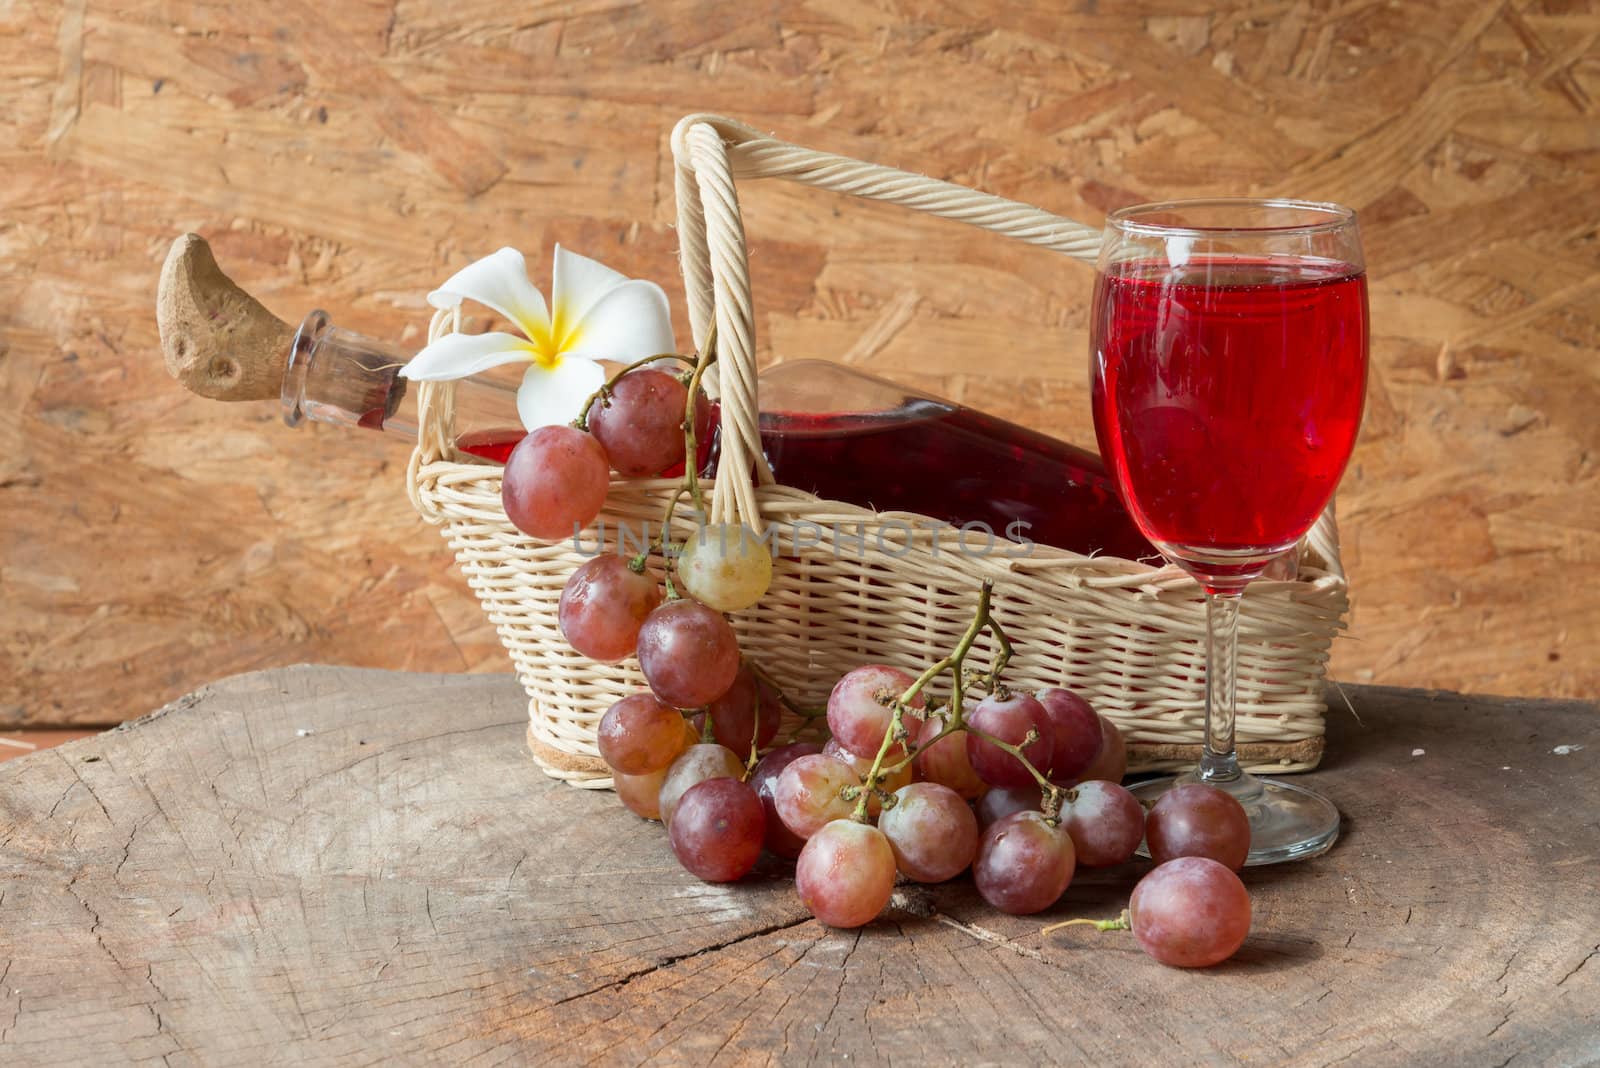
[406,114,1349,789]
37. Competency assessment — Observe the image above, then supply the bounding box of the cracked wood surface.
[3,2,1599,729]
[0,667,1597,1066]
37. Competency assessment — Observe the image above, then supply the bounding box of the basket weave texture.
[407,114,1349,788]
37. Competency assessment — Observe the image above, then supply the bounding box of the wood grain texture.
[1,1,1597,726]
[1,666,1597,1065]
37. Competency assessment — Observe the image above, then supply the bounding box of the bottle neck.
[282,310,416,436]
[279,311,520,444]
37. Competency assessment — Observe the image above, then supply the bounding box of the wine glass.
[1089,198,1368,865]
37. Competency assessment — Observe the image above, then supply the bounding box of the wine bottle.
[158,234,1155,561]
[746,361,1154,563]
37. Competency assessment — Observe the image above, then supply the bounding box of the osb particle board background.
[1,0,1596,727]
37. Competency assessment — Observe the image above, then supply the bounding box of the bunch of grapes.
[591,575,1254,968]
[502,345,1256,969]
[501,345,776,737]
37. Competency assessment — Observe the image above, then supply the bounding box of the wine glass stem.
[1199,589,1243,784]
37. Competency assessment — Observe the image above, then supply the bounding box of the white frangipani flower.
[400,245,675,430]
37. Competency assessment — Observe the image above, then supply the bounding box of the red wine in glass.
[1092,257,1368,580]
[1089,199,1369,866]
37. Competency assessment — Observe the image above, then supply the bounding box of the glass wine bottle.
[160,234,1155,561]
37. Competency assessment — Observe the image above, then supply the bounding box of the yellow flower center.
[527,301,583,369]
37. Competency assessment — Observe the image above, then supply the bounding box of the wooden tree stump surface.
[1,666,1596,1066]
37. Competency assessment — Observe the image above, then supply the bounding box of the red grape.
[822,740,911,817]
[772,753,858,839]
[826,665,925,760]
[911,714,987,800]
[693,665,781,757]
[668,777,765,882]
[754,676,785,734]
[1146,783,1251,870]
[966,691,1055,790]
[1059,780,1144,867]
[1067,715,1128,785]
[658,743,744,827]
[976,783,1043,828]
[559,556,662,662]
[794,820,895,928]
[973,811,1076,915]
[749,742,822,859]
[1036,687,1102,784]
[636,599,741,709]
[1129,857,1251,967]
[615,721,700,819]
[820,739,912,789]
[877,783,979,883]
[501,425,610,540]
[614,765,670,820]
[587,368,696,477]
[596,692,688,775]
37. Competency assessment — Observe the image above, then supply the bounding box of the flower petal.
[551,245,630,329]
[427,248,552,343]
[516,357,607,430]
[562,280,676,363]
[400,331,533,380]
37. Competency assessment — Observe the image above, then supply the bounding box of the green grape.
[677,523,773,612]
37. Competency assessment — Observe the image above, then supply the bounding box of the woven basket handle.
[406,307,466,522]
[669,114,1105,530]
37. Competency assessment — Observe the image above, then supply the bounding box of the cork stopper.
[157,233,294,402]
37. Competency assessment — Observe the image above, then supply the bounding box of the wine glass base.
[1128,773,1340,867]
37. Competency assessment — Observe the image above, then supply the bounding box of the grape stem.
[744,679,765,772]
[962,725,1065,816]
[676,332,718,524]
[850,696,910,823]
[900,581,999,709]
[570,351,694,432]
[630,326,720,588]
[1040,909,1132,936]
[644,484,691,599]
[849,581,1052,822]
[747,661,828,722]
